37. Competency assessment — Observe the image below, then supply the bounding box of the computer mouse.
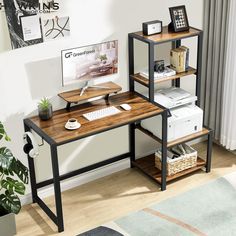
[120,104,131,111]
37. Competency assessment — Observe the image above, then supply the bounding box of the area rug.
[78,172,236,236]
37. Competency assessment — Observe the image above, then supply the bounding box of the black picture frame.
[169,5,189,32]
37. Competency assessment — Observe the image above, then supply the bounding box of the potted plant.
[98,54,108,64]
[0,122,29,236]
[38,97,53,121]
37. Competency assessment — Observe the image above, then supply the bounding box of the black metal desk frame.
[23,100,168,233]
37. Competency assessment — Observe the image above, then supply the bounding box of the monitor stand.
[80,81,110,96]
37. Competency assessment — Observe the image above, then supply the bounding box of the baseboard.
[21,158,130,206]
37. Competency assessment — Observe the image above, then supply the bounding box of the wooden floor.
[16,143,236,236]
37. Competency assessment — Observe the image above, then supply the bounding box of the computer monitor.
[61,40,118,87]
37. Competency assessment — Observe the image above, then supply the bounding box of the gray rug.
[78,172,236,236]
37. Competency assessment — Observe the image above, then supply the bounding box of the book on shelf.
[179,46,189,71]
[170,46,190,73]
[140,67,176,80]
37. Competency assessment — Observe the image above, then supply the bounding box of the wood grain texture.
[133,26,201,44]
[58,82,122,103]
[131,67,197,86]
[28,92,163,145]
[136,125,210,148]
[132,154,206,184]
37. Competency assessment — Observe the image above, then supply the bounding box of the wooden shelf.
[132,26,202,44]
[132,154,206,184]
[136,125,210,148]
[131,66,197,87]
[58,82,122,104]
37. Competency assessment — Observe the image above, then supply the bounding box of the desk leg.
[129,123,136,167]
[24,123,38,203]
[50,145,64,232]
[161,111,168,191]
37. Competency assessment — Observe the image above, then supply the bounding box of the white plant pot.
[0,213,16,236]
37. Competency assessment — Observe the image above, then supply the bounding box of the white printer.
[141,104,203,142]
[150,87,197,109]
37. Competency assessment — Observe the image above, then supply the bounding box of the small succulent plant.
[38,97,52,111]
[38,97,53,120]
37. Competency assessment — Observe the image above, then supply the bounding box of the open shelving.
[132,155,206,184]
[128,26,213,191]
[130,66,197,86]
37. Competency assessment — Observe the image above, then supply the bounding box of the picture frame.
[169,5,189,32]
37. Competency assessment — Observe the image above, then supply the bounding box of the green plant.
[0,122,28,216]
[38,97,51,111]
[98,54,107,62]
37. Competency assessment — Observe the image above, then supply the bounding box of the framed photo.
[169,5,189,32]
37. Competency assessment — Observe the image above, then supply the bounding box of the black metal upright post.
[128,34,136,168]
[206,130,213,173]
[161,110,168,191]
[128,34,135,92]
[50,145,64,232]
[129,123,136,167]
[196,31,203,107]
[24,123,38,203]
[148,42,155,102]
[174,40,181,88]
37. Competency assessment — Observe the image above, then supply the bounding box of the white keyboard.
[83,106,121,121]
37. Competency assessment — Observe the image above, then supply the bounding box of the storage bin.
[155,144,197,176]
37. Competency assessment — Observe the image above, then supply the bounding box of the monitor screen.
[61,40,118,86]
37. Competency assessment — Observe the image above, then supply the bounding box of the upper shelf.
[131,66,197,87]
[130,26,202,44]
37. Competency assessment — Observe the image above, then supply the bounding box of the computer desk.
[24,91,167,232]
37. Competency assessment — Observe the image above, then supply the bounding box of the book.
[140,67,176,79]
[179,46,189,70]
[170,48,185,73]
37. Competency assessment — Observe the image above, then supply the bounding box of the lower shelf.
[132,154,206,184]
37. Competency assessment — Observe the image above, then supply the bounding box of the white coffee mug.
[67,118,78,128]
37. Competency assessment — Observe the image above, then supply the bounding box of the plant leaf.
[0,122,10,142]
[1,177,26,195]
[0,147,14,171]
[12,159,29,184]
[0,122,5,141]
[0,191,21,214]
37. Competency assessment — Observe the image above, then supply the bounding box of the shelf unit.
[128,26,213,191]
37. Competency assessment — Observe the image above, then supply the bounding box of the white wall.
[0,0,203,195]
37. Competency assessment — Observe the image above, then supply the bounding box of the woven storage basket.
[155,144,197,176]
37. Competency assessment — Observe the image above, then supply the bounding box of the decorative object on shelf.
[155,144,197,176]
[0,122,29,236]
[154,60,165,73]
[142,20,162,36]
[168,5,189,32]
[38,97,53,120]
[43,16,70,41]
[170,46,189,73]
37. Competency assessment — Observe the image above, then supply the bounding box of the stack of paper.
[140,67,176,79]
